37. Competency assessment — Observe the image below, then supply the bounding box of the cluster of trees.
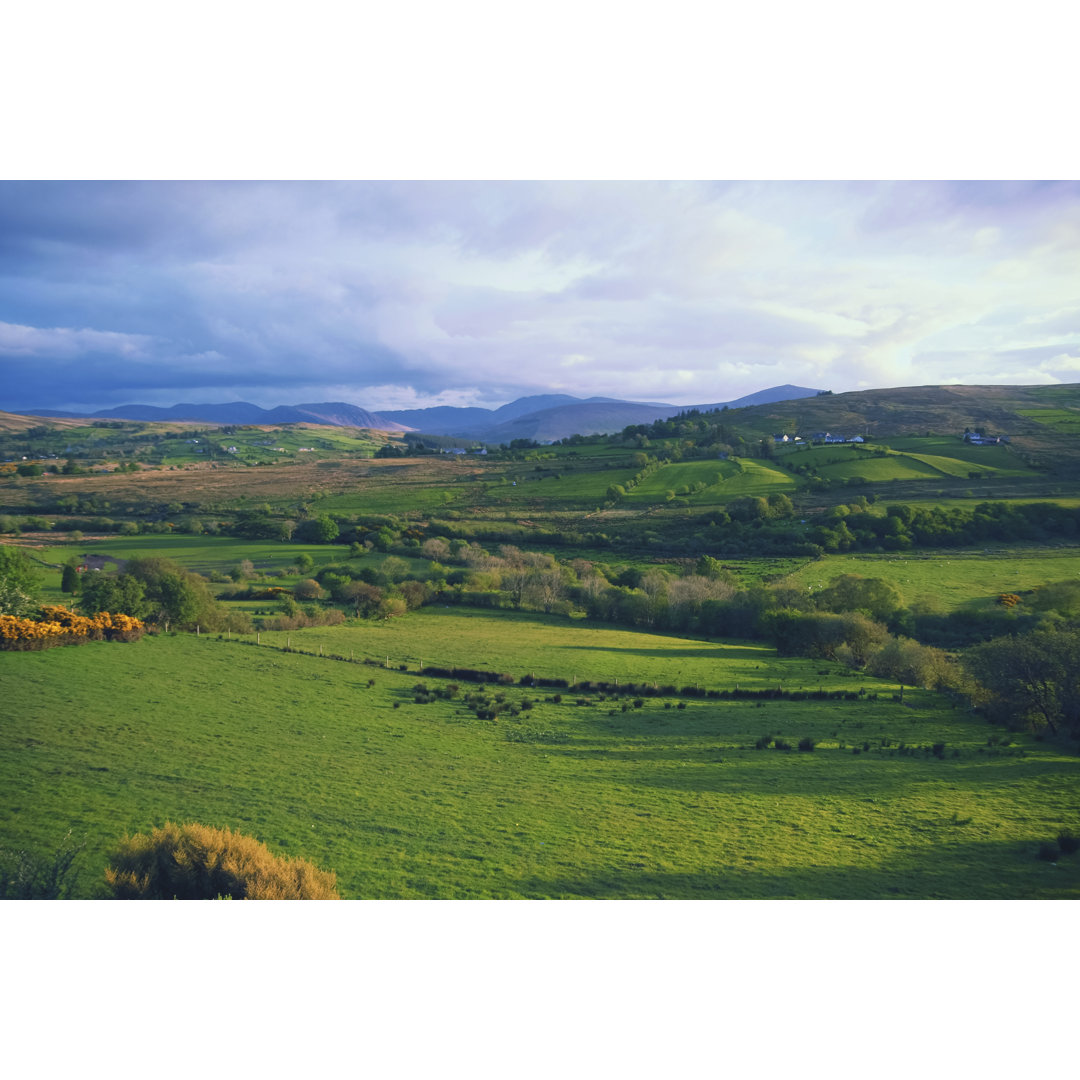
[0,546,40,616]
[617,408,745,457]
[964,629,1080,738]
[79,557,251,633]
[625,499,1080,560]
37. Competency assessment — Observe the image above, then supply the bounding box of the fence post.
[196,624,200,636]
[257,632,261,644]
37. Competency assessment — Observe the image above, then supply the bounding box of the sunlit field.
[3,613,1078,899]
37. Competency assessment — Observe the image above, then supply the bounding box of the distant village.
[771,430,1010,445]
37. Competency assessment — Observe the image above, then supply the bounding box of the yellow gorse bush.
[0,606,144,650]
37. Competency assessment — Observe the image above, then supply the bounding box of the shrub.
[0,831,85,899]
[0,607,144,650]
[798,737,816,752]
[773,737,791,751]
[104,822,340,899]
[1057,829,1079,855]
[1037,841,1061,862]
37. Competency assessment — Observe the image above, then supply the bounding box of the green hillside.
[4,625,1078,899]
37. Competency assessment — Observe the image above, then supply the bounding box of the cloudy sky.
[2,180,1078,414]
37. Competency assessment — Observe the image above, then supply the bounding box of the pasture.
[622,460,732,505]
[717,459,797,497]
[3,620,1078,899]
[783,549,1080,612]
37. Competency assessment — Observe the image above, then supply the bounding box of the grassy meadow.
[783,550,1080,613]
[4,623,1079,899]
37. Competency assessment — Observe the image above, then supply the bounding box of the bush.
[798,737,816,752]
[0,831,85,899]
[1057,829,1079,855]
[1037,841,1061,862]
[104,822,340,899]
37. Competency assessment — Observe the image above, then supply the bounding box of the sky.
[1,179,1079,414]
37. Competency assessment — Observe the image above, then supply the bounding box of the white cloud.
[0,320,154,360]
[5,181,1080,410]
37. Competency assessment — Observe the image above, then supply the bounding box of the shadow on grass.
[509,838,1080,899]
[540,741,1069,798]
[552,642,765,660]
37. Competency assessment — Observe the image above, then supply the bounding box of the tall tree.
[61,562,80,595]
[964,630,1080,736]
[79,573,147,618]
[0,546,41,615]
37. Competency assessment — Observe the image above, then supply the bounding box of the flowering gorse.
[0,605,145,650]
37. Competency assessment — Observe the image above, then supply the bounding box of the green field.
[783,550,1080,612]
[253,607,841,688]
[4,621,1078,899]
[1017,408,1080,435]
[815,452,941,483]
[37,536,344,576]
[781,438,1040,488]
[494,465,641,507]
[716,459,797,498]
[312,481,462,515]
[622,460,733,504]
[882,437,1034,475]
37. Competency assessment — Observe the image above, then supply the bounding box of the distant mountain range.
[20,384,823,442]
[24,400,413,431]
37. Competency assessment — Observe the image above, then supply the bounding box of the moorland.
[2,382,1079,899]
